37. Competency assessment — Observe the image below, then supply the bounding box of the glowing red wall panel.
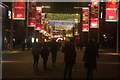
[27,2,36,27]
[35,23,41,30]
[90,0,99,28]
[82,8,89,32]
[35,7,42,30]
[28,18,36,27]
[105,0,118,22]
[13,0,25,20]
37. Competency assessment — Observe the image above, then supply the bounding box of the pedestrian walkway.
[1,49,120,80]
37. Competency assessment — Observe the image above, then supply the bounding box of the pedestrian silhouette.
[50,40,58,67]
[32,43,42,70]
[41,42,50,71]
[62,39,77,79]
[83,39,99,80]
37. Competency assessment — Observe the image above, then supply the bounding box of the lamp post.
[10,18,13,51]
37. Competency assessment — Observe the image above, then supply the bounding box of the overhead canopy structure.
[37,2,89,13]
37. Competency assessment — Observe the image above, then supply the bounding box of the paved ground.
[1,49,120,80]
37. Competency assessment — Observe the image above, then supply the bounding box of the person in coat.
[83,39,99,80]
[62,39,77,79]
[41,42,50,70]
[32,42,42,70]
[50,40,58,66]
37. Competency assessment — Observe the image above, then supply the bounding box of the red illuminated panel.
[13,0,25,20]
[41,24,44,30]
[35,25,41,30]
[82,23,89,32]
[35,20,41,30]
[35,7,42,30]
[90,0,99,28]
[13,8,25,20]
[41,13,45,17]
[82,8,89,32]
[36,7,42,11]
[105,0,118,22]
[90,20,99,28]
[27,2,36,27]
[28,18,36,27]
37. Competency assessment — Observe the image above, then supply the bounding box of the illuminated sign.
[28,18,36,27]
[90,20,98,28]
[82,8,89,32]
[40,24,45,31]
[35,7,42,30]
[90,0,99,28]
[13,0,25,20]
[105,0,118,22]
[27,2,36,27]
[35,20,41,30]
[40,13,45,31]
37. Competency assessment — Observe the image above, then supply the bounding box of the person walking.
[50,40,58,67]
[83,39,99,80]
[41,42,50,71]
[62,39,77,80]
[32,43,42,70]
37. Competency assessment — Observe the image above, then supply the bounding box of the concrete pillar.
[0,3,2,80]
[117,1,120,53]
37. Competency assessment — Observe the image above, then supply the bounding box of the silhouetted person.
[41,42,50,70]
[62,39,77,79]
[50,40,58,66]
[83,40,99,80]
[32,43,42,70]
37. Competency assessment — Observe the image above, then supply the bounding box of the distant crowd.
[32,39,99,80]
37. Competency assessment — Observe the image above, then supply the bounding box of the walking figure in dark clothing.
[50,40,58,67]
[41,42,50,70]
[32,43,42,70]
[62,39,77,79]
[83,39,99,80]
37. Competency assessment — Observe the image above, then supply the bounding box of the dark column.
[89,2,99,43]
[25,2,28,49]
[117,1,120,53]
[10,18,13,51]
[89,29,99,42]
[27,27,34,48]
[0,4,2,80]
[79,11,83,44]
[83,32,89,46]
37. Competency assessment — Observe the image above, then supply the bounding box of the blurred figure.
[32,43,42,70]
[83,39,99,80]
[57,40,62,51]
[41,42,50,70]
[62,39,77,79]
[50,40,58,67]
